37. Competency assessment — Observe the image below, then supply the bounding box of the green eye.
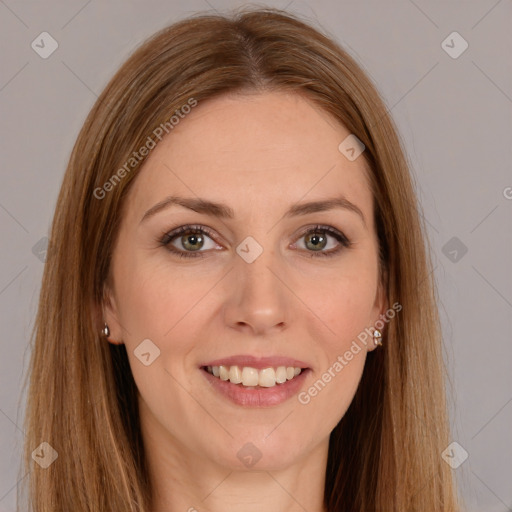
[160,224,351,259]
[294,225,351,258]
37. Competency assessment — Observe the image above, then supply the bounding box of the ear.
[367,277,388,352]
[101,281,124,345]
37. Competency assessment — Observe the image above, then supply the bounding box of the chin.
[208,430,309,472]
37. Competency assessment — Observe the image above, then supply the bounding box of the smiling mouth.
[202,364,306,388]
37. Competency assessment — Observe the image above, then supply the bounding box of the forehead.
[124,91,372,223]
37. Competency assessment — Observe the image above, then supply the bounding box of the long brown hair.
[21,6,459,511]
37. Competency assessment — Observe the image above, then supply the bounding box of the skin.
[103,91,387,512]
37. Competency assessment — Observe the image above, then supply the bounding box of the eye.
[160,225,220,258]
[292,225,351,258]
[159,224,351,259]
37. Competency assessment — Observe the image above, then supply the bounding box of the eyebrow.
[140,194,366,226]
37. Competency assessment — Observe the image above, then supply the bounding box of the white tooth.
[219,365,229,381]
[241,367,259,386]
[259,368,276,387]
[211,364,302,384]
[228,365,242,384]
[275,366,287,384]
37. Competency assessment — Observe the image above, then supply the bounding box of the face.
[103,91,386,473]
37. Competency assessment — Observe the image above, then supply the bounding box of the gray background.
[0,0,511,510]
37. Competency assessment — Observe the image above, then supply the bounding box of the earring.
[101,322,110,338]
[373,328,383,347]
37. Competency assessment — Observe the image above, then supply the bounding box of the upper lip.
[201,354,310,370]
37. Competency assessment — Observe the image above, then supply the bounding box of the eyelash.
[158,224,351,259]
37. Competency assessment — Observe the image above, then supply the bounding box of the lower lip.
[201,368,310,407]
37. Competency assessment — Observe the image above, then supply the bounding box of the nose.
[223,248,290,336]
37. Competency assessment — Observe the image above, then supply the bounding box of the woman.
[22,6,460,511]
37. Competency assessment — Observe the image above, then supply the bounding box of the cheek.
[295,274,375,425]
[310,256,379,348]
[322,282,376,348]
[113,255,210,340]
